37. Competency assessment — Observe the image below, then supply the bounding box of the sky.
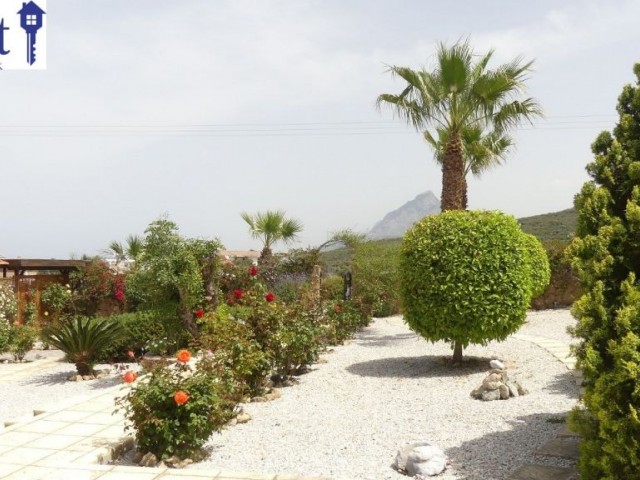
[1,0,639,258]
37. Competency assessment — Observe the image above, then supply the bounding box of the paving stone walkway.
[509,333,582,480]
[0,323,583,480]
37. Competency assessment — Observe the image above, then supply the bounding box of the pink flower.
[127,350,135,359]
[265,292,275,303]
[249,266,258,277]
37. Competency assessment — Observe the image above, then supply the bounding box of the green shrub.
[42,317,124,375]
[198,304,271,398]
[116,351,237,461]
[320,301,363,345]
[352,240,401,318]
[401,210,532,361]
[8,325,38,361]
[521,233,551,299]
[321,275,344,301]
[98,309,191,361]
[566,63,640,479]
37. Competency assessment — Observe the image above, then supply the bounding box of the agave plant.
[42,317,123,376]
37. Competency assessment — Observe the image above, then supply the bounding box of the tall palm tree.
[241,210,303,260]
[377,39,542,211]
[425,125,513,208]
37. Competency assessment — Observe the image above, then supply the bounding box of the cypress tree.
[567,63,640,479]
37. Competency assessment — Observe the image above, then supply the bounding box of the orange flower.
[123,371,137,383]
[176,349,191,363]
[174,390,189,406]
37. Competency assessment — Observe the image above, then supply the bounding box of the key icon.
[17,1,46,66]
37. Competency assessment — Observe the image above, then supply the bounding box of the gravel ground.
[2,310,580,479]
[190,309,579,480]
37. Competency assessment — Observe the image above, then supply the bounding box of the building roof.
[0,259,8,266]
[218,250,261,260]
[2,259,89,271]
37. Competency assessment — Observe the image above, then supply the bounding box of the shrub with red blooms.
[249,265,258,277]
[265,292,275,303]
[176,349,191,363]
[233,289,244,300]
[173,390,189,406]
[116,352,237,461]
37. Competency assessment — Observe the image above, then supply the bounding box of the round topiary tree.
[401,210,538,362]
[521,233,551,300]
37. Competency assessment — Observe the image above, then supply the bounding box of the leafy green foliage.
[97,309,191,361]
[199,304,271,398]
[401,211,533,359]
[126,218,222,335]
[42,317,123,375]
[521,233,551,299]
[8,325,38,362]
[566,63,640,479]
[352,240,401,318]
[117,354,237,460]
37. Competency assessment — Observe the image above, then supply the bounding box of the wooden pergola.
[2,259,90,324]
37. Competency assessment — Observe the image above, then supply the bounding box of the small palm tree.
[240,210,303,260]
[42,317,123,376]
[106,234,143,267]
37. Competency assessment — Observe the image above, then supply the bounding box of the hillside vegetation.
[517,208,577,242]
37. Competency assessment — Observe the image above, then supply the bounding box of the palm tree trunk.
[461,176,468,210]
[441,133,465,211]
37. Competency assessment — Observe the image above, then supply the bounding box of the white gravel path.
[1,309,580,479]
[192,309,579,480]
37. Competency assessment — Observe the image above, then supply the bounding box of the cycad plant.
[42,317,123,376]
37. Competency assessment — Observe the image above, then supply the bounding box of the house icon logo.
[0,0,47,70]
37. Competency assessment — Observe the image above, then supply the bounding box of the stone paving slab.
[535,436,580,460]
[508,463,576,480]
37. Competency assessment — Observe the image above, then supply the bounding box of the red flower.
[233,289,244,299]
[174,390,189,406]
[249,265,258,277]
[123,371,137,383]
[127,350,135,359]
[195,308,204,319]
[176,349,191,363]
[265,292,275,303]
[115,288,125,302]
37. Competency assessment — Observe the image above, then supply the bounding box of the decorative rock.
[394,442,447,477]
[471,369,527,401]
[251,396,268,403]
[265,388,282,401]
[490,359,505,370]
[236,412,251,424]
[499,384,510,400]
[139,452,159,467]
[226,418,238,427]
[481,389,502,401]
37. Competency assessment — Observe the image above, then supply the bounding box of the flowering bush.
[0,283,17,353]
[117,350,238,460]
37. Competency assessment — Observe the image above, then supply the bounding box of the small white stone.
[490,359,505,370]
